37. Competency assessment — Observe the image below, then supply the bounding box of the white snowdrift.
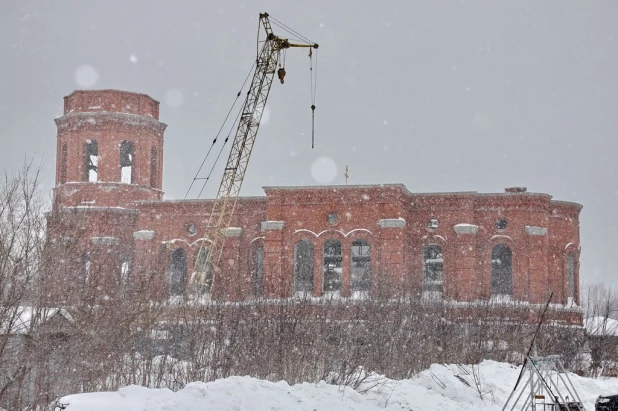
[56,360,618,411]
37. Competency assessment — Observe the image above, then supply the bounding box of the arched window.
[120,140,134,184]
[423,245,443,300]
[294,240,314,295]
[169,248,187,296]
[351,239,371,295]
[567,252,575,302]
[60,143,68,184]
[119,255,131,286]
[491,244,513,296]
[251,245,264,297]
[194,247,212,294]
[84,140,98,182]
[323,240,342,294]
[150,146,158,188]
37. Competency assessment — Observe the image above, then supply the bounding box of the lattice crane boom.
[193,13,318,296]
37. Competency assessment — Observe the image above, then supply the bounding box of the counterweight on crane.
[192,13,318,296]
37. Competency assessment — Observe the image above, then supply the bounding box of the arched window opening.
[423,245,443,300]
[60,143,68,184]
[120,140,134,184]
[84,140,98,182]
[567,252,575,304]
[294,240,314,295]
[150,146,158,188]
[491,244,513,297]
[169,248,187,296]
[323,240,342,294]
[119,255,131,286]
[80,253,91,282]
[193,247,212,295]
[251,245,264,297]
[351,239,371,296]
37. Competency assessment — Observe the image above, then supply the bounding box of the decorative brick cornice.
[55,112,167,138]
[261,221,285,231]
[222,227,242,237]
[525,226,548,236]
[133,230,155,240]
[454,224,479,235]
[90,237,120,246]
[378,218,406,228]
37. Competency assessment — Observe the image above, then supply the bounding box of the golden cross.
[345,165,349,185]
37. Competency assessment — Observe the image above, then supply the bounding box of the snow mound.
[57,377,379,411]
[56,361,618,411]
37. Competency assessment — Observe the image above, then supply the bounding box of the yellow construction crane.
[192,13,318,297]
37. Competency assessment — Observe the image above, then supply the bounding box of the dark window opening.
[150,146,158,188]
[491,244,513,296]
[252,245,264,297]
[84,140,98,182]
[60,143,68,184]
[169,248,187,296]
[294,240,314,294]
[496,218,508,230]
[567,252,575,301]
[423,245,443,299]
[351,239,371,294]
[323,239,342,293]
[80,253,91,282]
[120,140,134,184]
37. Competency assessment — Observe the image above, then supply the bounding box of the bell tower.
[53,90,167,208]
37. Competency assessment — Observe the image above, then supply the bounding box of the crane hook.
[277,67,286,84]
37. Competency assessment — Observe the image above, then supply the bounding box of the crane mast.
[193,13,318,296]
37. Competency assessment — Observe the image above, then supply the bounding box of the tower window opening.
[150,146,158,188]
[60,143,68,184]
[120,140,134,184]
[84,140,98,182]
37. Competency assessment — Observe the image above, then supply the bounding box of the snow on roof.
[1,307,73,335]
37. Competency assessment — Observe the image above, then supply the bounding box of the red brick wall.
[45,90,583,325]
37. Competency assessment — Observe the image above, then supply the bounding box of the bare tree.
[582,283,618,377]
[0,162,46,408]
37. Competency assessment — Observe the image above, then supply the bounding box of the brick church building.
[46,90,583,320]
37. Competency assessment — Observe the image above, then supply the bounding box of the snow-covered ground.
[56,360,617,411]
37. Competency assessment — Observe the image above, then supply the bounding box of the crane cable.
[196,104,244,199]
[269,16,316,45]
[269,15,318,148]
[184,60,257,199]
[310,47,318,148]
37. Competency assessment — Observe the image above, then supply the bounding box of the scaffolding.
[502,355,585,411]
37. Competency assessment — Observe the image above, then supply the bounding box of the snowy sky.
[1,1,617,286]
